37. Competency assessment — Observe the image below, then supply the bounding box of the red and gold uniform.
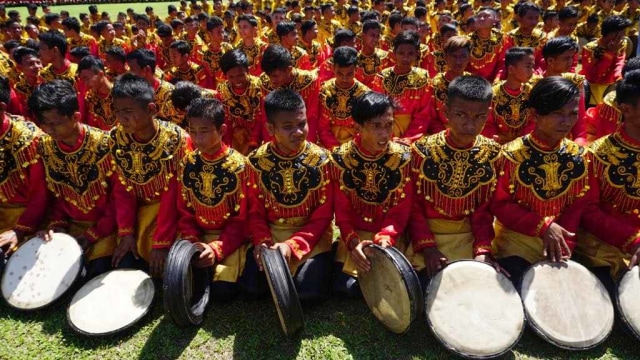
[492,133,592,264]
[0,115,47,236]
[507,28,547,50]
[318,19,343,46]
[425,71,471,134]
[67,33,99,57]
[318,78,370,149]
[356,48,393,88]
[13,74,41,120]
[586,91,621,143]
[247,141,334,274]
[580,40,627,105]
[156,41,173,71]
[260,69,321,143]
[577,129,640,279]
[97,38,129,61]
[407,130,500,270]
[153,79,181,126]
[197,42,234,88]
[379,33,395,52]
[110,120,190,262]
[331,138,413,276]
[261,29,280,46]
[466,29,511,82]
[178,145,249,283]
[236,39,269,76]
[289,46,312,71]
[482,81,535,145]
[85,89,116,131]
[182,33,206,57]
[166,62,210,89]
[216,75,265,155]
[298,38,329,68]
[424,49,446,78]
[39,125,117,262]
[39,61,78,89]
[372,67,431,140]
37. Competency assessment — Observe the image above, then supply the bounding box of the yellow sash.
[405,219,474,271]
[67,220,117,262]
[0,205,26,234]
[134,201,160,262]
[588,83,610,106]
[393,114,412,138]
[492,221,545,264]
[574,229,628,281]
[269,219,334,274]
[202,230,248,283]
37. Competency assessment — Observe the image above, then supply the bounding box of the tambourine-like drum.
[163,240,211,326]
[358,244,423,334]
[426,260,525,359]
[1,234,83,310]
[616,265,640,340]
[262,247,304,337]
[521,260,614,350]
[67,269,154,336]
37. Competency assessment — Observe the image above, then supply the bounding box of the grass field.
[4,2,176,21]
[0,286,637,360]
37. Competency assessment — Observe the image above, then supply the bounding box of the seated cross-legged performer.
[492,76,592,287]
[406,75,504,287]
[109,73,191,277]
[177,98,250,301]
[30,80,116,279]
[330,91,413,297]
[240,89,334,302]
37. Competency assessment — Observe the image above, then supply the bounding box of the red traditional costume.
[318,78,370,149]
[580,40,626,105]
[466,29,511,82]
[482,81,535,144]
[585,91,621,143]
[355,48,393,88]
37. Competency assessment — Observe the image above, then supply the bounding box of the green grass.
[0,288,638,360]
[5,1,175,21]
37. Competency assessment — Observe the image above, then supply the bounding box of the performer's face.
[113,97,156,135]
[509,54,535,84]
[362,28,381,49]
[621,99,640,130]
[546,50,576,74]
[394,43,418,72]
[187,116,226,155]
[39,110,81,146]
[267,107,308,154]
[533,97,579,145]
[357,107,394,154]
[225,66,249,90]
[445,48,470,75]
[446,98,490,147]
[333,65,355,89]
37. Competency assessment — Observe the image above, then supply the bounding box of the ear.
[266,121,275,136]
[354,122,363,134]
[619,103,632,119]
[72,111,82,122]
[148,102,157,113]
[219,123,228,137]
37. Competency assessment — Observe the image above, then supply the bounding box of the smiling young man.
[330,91,413,297]
[407,75,503,286]
[198,16,234,88]
[243,89,334,302]
[78,55,116,130]
[356,20,393,89]
[466,7,511,82]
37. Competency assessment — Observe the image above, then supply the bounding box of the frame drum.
[358,245,423,334]
[262,247,304,337]
[617,265,640,339]
[521,260,614,350]
[67,269,154,336]
[426,260,524,359]
[1,234,83,310]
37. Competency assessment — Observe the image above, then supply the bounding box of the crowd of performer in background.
[1,0,640,307]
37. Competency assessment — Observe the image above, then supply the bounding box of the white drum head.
[617,266,640,339]
[521,260,614,350]
[426,261,524,358]
[1,234,83,310]
[68,269,155,336]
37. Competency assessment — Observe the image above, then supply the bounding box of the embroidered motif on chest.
[599,137,640,199]
[182,155,240,206]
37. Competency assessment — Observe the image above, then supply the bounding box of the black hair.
[111,73,154,108]
[440,22,458,35]
[39,30,68,57]
[126,48,157,71]
[388,11,403,29]
[505,47,534,68]
[184,15,198,24]
[170,40,192,55]
[414,6,428,18]
[301,20,317,35]
[3,40,21,53]
[27,3,38,11]
[333,28,356,47]
[272,6,287,15]
[362,19,382,33]
[586,13,599,24]
[617,70,640,108]
[320,3,333,14]
[186,97,226,129]
[601,15,632,36]
[393,30,420,51]
[220,48,249,73]
[447,75,493,106]
[156,24,173,38]
[542,10,558,22]
[169,4,178,12]
[70,46,91,61]
[558,6,579,20]
[347,5,359,15]
[622,57,640,77]
[106,46,126,62]
[541,36,579,59]
[0,75,10,105]
[276,21,297,37]
[351,91,395,125]
[517,2,541,17]
[361,10,379,22]
[28,80,79,121]
[44,13,60,26]
[78,55,105,73]
[401,16,420,28]
[62,17,81,33]
[207,16,224,31]
[89,5,98,15]
[264,88,305,123]
[13,46,39,65]
[172,81,205,111]
[95,20,111,34]
[527,76,579,116]
[237,14,258,27]
[261,45,293,74]
[135,14,151,25]
[171,19,185,29]
[333,46,358,67]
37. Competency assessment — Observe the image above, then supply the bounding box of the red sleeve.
[297,53,312,71]
[586,107,599,143]
[333,180,360,246]
[113,178,138,237]
[580,46,619,84]
[84,194,117,243]
[14,159,49,233]
[215,178,249,261]
[404,91,431,140]
[408,187,436,252]
[426,88,446,135]
[571,88,588,146]
[247,167,275,246]
[318,61,333,83]
[47,197,70,230]
[89,39,98,57]
[481,110,498,140]
[304,81,321,144]
[470,200,495,255]
[176,181,201,242]
[374,180,413,247]
[318,95,341,149]
[370,74,384,93]
[7,89,22,116]
[152,175,179,249]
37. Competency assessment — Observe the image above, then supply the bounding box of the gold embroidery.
[380,67,429,95]
[320,79,370,122]
[0,117,40,203]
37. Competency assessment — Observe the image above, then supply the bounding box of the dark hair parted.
[393,30,420,51]
[28,80,79,121]
[39,30,67,57]
[220,49,249,73]
[186,98,226,129]
[78,55,105,73]
[333,46,357,67]
[261,45,293,74]
[111,73,154,108]
[172,81,204,111]
[447,75,493,106]
[351,91,395,125]
[264,89,305,123]
[126,48,157,70]
[527,76,579,116]
[505,47,534,68]
[601,15,632,37]
[541,36,579,59]
[617,70,640,107]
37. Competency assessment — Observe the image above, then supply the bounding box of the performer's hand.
[0,230,19,255]
[112,234,138,267]
[542,222,573,262]
[271,243,292,264]
[351,240,373,273]
[475,253,510,278]
[149,248,169,277]
[376,236,392,248]
[254,243,268,272]
[194,242,215,268]
[423,247,448,278]
[629,244,640,269]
